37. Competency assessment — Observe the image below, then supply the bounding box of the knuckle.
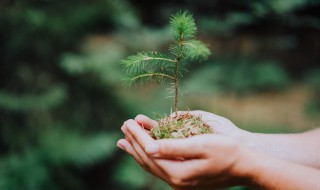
[231,141,241,152]
[223,138,240,156]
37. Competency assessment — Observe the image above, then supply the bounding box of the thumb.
[145,137,205,159]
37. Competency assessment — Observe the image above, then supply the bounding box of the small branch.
[174,34,184,116]
[182,41,196,47]
[142,57,177,63]
[130,73,175,81]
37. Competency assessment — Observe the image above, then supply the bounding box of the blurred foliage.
[0,86,66,112]
[60,42,126,85]
[0,0,139,189]
[305,69,320,117]
[0,131,119,190]
[0,0,319,190]
[186,59,290,95]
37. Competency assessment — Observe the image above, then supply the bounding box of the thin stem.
[142,57,177,63]
[174,33,183,116]
[182,41,196,47]
[130,73,175,81]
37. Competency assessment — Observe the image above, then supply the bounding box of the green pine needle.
[182,40,211,61]
[121,51,176,74]
[170,11,197,40]
[122,71,175,87]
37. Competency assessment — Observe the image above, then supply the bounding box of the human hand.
[117,119,252,189]
[117,111,320,189]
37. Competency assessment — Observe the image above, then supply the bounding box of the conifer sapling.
[121,11,214,139]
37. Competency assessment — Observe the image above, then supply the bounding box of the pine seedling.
[121,11,214,139]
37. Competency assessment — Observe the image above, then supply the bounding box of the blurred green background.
[0,0,319,189]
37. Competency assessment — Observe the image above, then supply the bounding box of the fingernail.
[117,143,125,151]
[145,144,159,155]
[121,125,127,133]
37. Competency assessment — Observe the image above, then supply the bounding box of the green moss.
[150,113,214,139]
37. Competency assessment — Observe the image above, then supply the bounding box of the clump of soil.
[150,113,214,139]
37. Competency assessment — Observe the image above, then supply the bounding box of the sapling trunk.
[121,10,213,139]
[174,33,184,115]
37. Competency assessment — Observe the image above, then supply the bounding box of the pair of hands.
[117,111,252,189]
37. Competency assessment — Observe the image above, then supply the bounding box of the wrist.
[233,131,267,184]
[233,129,252,146]
[236,130,261,151]
[230,145,260,187]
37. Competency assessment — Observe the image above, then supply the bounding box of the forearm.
[240,129,320,169]
[242,150,320,190]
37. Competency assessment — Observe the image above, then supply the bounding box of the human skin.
[133,111,320,169]
[117,111,320,189]
[198,110,320,169]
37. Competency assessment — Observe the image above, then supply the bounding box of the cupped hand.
[117,119,252,189]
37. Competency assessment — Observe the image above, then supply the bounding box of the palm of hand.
[118,111,249,189]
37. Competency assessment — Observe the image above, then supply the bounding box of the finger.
[121,124,144,163]
[126,131,168,180]
[135,114,158,130]
[118,125,143,165]
[126,132,149,164]
[155,158,207,187]
[125,119,154,149]
[145,136,206,159]
[125,132,151,171]
[121,124,127,135]
[117,139,135,156]
[188,111,239,135]
[117,138,144,165]
[119,137,203,186]
[124,128,206,186]
[121,125,132,144]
